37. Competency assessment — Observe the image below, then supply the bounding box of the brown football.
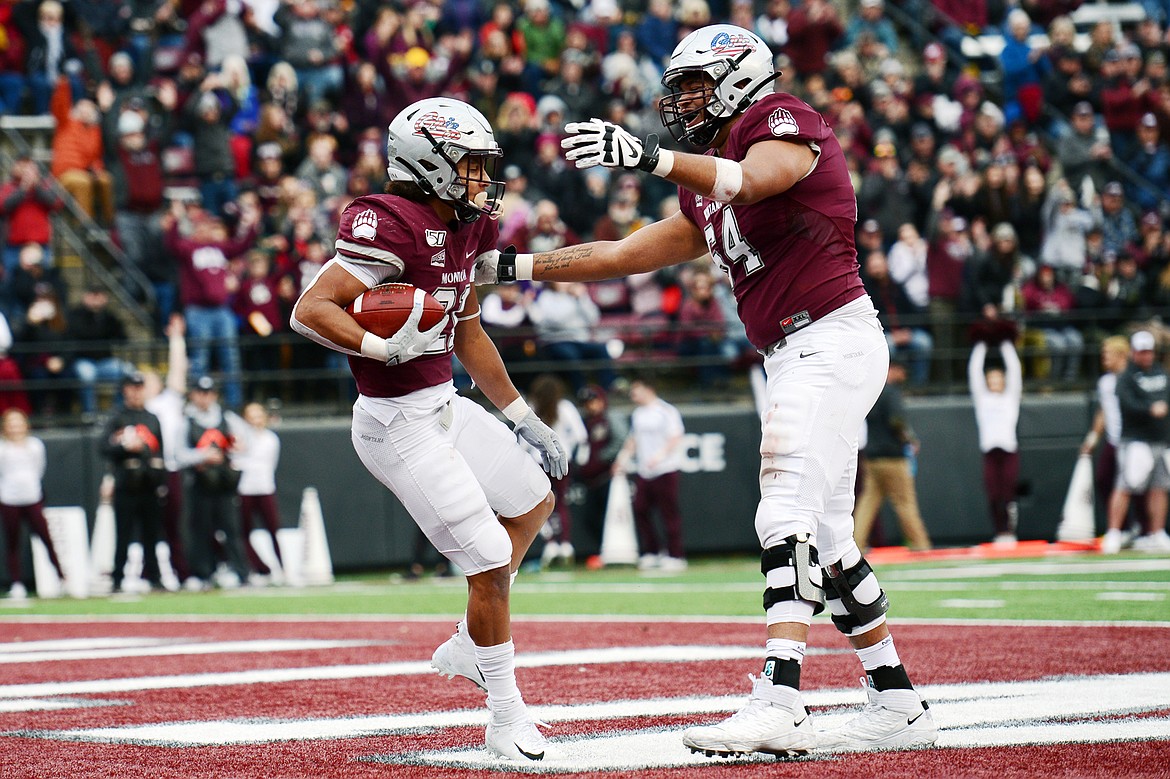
[345,283,446,338]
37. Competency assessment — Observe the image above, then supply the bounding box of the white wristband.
[502,397,530,424]
[514,253,534,281]
[710,156,743,203]
[360,331,390,362]
[652,149,675,177]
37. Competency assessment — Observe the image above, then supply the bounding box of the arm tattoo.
[535,245,594,275]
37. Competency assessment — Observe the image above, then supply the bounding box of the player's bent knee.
[761,534,825,619]
[467,520,513,573]
[820,555,889,636]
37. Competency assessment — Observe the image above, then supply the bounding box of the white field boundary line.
[0,644,801,700]
[0,639,379,664]
[8,672,1170,750]
[2,614,1170,628]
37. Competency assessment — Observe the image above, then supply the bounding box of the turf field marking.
[0,644,803,699]
[888,559,1170,580]
[15,672,1170,752]
[0,638,170,654]
[0,639,380,664]
[937,599,1006,609]
[1096,592,1166,601]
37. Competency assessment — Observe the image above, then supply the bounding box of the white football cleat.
[1133,530,1170,552]
[818,678,938,751]
[1101,529,1123,555]
[485,712,549,761]
[431,622,486,691]
[682,675,817,758]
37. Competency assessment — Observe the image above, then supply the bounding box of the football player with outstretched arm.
[290,98,566,763]
[476,24,938,757]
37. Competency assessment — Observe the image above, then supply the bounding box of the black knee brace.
[821,556,888,634]
[761,534,825,614]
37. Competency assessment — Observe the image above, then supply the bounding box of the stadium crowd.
[0,0,1167,418]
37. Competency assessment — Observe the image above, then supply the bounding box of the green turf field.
[4,552,1168,623]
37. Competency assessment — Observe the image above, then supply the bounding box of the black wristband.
[637,133,661,173]
[497,244,518,283]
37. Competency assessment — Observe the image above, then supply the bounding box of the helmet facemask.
[659,42,780,147]
[414,126,505,223]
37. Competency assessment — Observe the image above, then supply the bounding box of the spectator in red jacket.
[0,3,26,116]
[233,250,284,402]
[785,0,844,76]
[0,157,61,281]
[676,269,729,388]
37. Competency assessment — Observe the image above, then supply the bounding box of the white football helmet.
[659,24,779,147]
[386,98,504,223]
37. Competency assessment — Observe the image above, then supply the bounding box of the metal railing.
[0,125,157,331]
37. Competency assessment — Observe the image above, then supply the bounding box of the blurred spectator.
[185,0,249,71]
[262,60,299,120]
[844,0,898,58]
[294,133,347,218]
[184,73,239,217]
[518,0,565,85]
[50,77,111,224]
[104,369,167,589]
[1125,113,1170,213]
[967,222,1031,316]
[756,0,791,50]
[858,139,918,239]
[926,211,975,379]
[0,408,64,598]
[594,174,649,242]
[494,92,540,171]
[233,250,284,402]
[852,360,933,551]
[0,311,30,416]
[888,222,931,311]
[863,250,934,385]
[0,157,61,280]
[0,3,25,116]
[600,27,660,110]
[999,9,1049,126]
[68,285,134,417]
[527,373,586,568]
[180,375,249,587]
[512,199,580,255]
[1107,252,1150,325]
[1100,44,1147,162]
[968,338,1023,545]
[1022,264,1083,382]
[14,284,72,416]
[341,61,391,137]
[676,269,729,388]
[1040,182,1095,276]
[222,54,260,153]
[543,50,603,124]
[525,133,578,206]
[481,283,536,364]
[18,0,83,114]
[164,199,258,409]
[615,377,687,572]
[528,281,616,393]
[233,401,285,585]
[1056,102,1114,195]
[7,243,66,322]
[105,106,174,327]
[1096,180,1139,256]
[273,0,343,105]
[573,384,625,563]
[636,0,678,67]
[785,0,843,77]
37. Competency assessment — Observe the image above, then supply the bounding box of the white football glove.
[561,118,662,172]
[514,409,569,479]
[383,289,448,365]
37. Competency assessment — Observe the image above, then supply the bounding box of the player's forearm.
[456,325,522,410]
[289,296,364,356]
[530,242,625,282]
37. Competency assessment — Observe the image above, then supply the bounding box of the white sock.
[855,634,901,671]
[474,640,524,721]
[765,637,806,664]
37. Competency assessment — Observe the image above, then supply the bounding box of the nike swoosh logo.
[907,711,925,725]
[799,351,821,358]
[515,743,545,760]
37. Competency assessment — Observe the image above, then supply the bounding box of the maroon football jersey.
[335,194,497,398]
[678,93,866,350]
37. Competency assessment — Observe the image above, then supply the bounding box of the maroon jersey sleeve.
[334,195,413,273]
[679,93,866,350]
